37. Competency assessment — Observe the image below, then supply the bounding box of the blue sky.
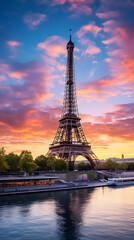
[0,0,134,159]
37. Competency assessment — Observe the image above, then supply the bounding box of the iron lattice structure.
[47,33,99,169]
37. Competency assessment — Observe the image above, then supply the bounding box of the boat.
[107,177,134,186]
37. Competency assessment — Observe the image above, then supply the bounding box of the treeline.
[95,159,134,171]
[74,162,92,171]
[74,159,134,171]
[0,147,68,173]
[1,147,134,173]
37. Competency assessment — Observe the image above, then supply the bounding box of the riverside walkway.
[0,181,107,196]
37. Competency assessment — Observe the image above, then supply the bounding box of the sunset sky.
[0,0,134,160]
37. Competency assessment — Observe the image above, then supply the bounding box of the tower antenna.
[69,28,72,41]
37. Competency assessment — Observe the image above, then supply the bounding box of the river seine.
[0,186,134,240]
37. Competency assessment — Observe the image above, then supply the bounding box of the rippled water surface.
[0,186,134,240]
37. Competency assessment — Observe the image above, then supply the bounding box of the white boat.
[107,177,134,186]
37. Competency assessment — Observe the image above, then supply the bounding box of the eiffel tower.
[47,31,99,170]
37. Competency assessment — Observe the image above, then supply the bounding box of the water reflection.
[0,189,95,240]
[55,189,95,240]
[0,187,134,240]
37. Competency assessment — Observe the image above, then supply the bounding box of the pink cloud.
[23,13,47,29]
[8,71,28,79]
[102,20,134,91]
[0,75,7,81]
[39,0,94,16]
[38,36,66,57]
[69,3,92,16]
[82,103,134,147]
[6,41,22,50]
[96,10,119,19]
[79,38,101,56]
[104,58,111,63]
[76,22,101,38]
[0,60,54,107]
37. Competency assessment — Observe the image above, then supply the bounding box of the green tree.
[54,158,68,171]
[19,150,37,173]
[95,162,104,170]
[0,147,8,171]
[5,152,20,171]
[76,162,91,171]
[35,155,48,170]
[118,162,128,170]
[46,156,56,170]
[104,159,118,171]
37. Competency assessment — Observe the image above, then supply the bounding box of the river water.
[0,186,134,240]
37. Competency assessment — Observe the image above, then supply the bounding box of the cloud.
[76,23,101,57]
[76,22,102,38]
[1,101,134,156]
[0,75,7,81]
[96,10,119,19]
[82,103,134,147]
[23,13,47,29]
[79,38,101,56]
[39,0,94,16]
[0,60,54,107]
[6,41,22,50]
[102,22,134,89]
[77,77,120,102]
[69,2,92,16]
[0,104,61,147]
[38,36,66,57]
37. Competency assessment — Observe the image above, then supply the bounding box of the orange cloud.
[77,76,121,102]
[82,103,134,152]
[0,102,134,159]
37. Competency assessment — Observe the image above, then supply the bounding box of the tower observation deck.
[47,31,99,170]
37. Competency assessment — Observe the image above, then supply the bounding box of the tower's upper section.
[62,31,79,118]
[67,31,74,49]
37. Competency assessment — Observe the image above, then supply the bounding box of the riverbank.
[0,181,107,196]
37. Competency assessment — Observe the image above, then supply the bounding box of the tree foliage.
[0,147,8,171]
[35,155,68,171]
[75,162,91,171]
[54,158,68,171]
[34,155,48,170]
[19,150,37,173]
[118,162,128,170]
[46,156,56,170]
[5,152,20,171]
[95,159,129,171]
[103,159,118,171]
